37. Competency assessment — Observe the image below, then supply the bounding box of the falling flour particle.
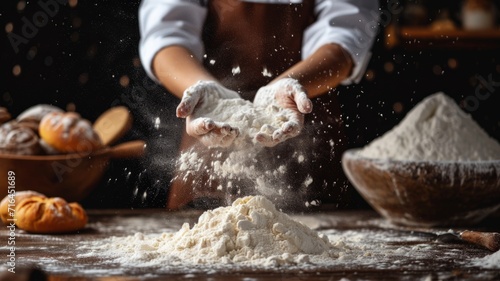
[176,146,287,199]
[359,92,500,161]
[84,196,334,267]
[231,66,241,75]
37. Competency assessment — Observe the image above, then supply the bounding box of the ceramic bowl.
[342,149,500,227]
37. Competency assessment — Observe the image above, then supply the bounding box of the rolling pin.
[458,230,500,252]
[412,230,500,252]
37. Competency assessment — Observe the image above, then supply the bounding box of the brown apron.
[167,0,350,211]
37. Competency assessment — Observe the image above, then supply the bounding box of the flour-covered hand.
[253,78,313,147]
[177,81,241,148]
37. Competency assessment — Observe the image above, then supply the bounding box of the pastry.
[0,190,46,224]
[15,195,88,233]
[17,104,63,124]
[0,121,42,155]
[16,119,39,133]
[16,104,64,132]
[39,139,61,155]
[39,112,103,153]
[0,107,11,124]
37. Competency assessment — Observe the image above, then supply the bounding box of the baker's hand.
[253,78,313,147]
[176,81,241,148]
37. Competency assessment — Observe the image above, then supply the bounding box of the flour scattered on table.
[80,196,335,268]
[76,202,487,276]
[472,250,500,269]
[359,92,500,161]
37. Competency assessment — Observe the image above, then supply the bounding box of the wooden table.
[1,209,499,281]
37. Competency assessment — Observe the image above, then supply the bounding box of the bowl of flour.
[342,92,500,227]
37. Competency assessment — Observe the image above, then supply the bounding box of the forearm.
[152,46,216,98]
[273,43,354,98]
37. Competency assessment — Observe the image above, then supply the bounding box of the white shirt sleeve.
[303,0,379,84]
[139,0,379,84]
[138,0,207,83]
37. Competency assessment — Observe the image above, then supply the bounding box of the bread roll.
[16,104,63,133]
[17,104,63,124]
[15,196,88,233]
[39,139,62,155]
[0,190,46,224]
[39,112,102,153]
[0,107,11,125]
[0,121,42,155]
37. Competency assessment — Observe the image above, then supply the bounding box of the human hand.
[176,81,241,148]
[253,78,313,147]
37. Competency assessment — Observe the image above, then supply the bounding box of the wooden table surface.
[1,209,499,281]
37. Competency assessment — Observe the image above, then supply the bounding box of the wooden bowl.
[342,149,500,227]
[0,140,145,202]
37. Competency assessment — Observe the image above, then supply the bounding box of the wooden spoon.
[93,106,133,146]
[102,140,146,159]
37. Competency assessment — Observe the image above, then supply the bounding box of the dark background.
[1,0,499,209]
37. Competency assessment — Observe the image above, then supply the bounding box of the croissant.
[0,191,46,224]
[15,195,88,233]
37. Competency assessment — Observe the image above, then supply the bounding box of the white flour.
[187,81,300,149]
[192,98,291,148]
[176,80,315,206]
[472,250,500,269]
[359,92,500,161]
[74,203,495,276]
[176,146,292,203]
[80,196,334,267]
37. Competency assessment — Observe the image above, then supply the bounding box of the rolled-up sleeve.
[139,0,207,82]
[303,0,379,84]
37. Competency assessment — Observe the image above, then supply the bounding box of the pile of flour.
[82,196,334,267]
[359,92,500,161]
[472,250,500,269]
[75,199,494,275]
